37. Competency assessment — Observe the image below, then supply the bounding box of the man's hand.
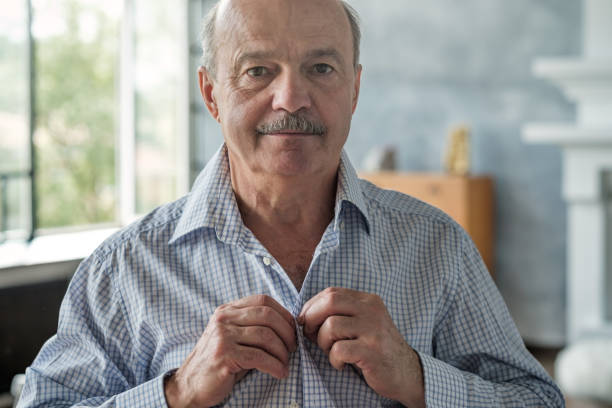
[164,295,297,408]
[298,287,425,408]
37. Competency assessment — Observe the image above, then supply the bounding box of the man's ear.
[352,64,362,115]
[198,66,221,123]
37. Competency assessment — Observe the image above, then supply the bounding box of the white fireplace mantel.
[523,124,612,147]
[522,0,612,344]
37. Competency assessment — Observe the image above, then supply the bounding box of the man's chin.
[267,159,313,177]
[261,149,319,177]
[259,135,320,159]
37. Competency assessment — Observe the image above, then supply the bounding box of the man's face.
[199,0,362,178]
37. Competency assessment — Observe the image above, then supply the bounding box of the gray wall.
[190,0,582,346]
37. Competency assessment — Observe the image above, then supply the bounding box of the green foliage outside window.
[34,0,118,228]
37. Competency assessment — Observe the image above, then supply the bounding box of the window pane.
[0,0,30,239]
[0,0,29,173]
[134,0,180,214]
[0,177,31,241]
[32,0,120,229]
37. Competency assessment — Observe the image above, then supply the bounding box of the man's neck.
[230,164,337,239]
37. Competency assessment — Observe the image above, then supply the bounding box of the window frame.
[0,0,190,246]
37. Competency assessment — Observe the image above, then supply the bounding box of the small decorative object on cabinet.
[360,172,495,276]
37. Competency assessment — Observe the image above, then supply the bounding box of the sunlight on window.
[134,1,180,214]
[1,0,186,241]
[0,0,30,237]
[32,0,120,229]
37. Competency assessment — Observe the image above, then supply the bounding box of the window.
[0,0,188,247]
[33,0,120,229]
[133,0,187,215]
[0,0,31,241]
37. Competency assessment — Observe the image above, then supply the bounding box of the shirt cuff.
[115,370,173,408]
[416,351,494,408]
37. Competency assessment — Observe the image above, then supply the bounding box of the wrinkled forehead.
[215,0,353,68]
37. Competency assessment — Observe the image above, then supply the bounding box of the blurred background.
[1,0,610,406]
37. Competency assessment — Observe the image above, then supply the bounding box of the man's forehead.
[217,0,346,16]
[215,0,351,47]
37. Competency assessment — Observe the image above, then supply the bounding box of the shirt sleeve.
[419,234,565,407]
[16,254,172,408]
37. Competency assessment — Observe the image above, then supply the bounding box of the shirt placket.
[246,218,343,407]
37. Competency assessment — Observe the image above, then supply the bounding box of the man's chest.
[254,231,319,291]
[125,242,437,364]
[273,250,312,290]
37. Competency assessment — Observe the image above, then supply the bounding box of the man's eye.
[313,63,333,74]
[246,67,269,77]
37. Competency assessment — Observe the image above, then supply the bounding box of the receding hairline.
[200,0,361,76]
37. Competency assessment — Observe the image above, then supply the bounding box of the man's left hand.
[297,287,425,408]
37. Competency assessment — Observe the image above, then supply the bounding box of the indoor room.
[1,0,611,407]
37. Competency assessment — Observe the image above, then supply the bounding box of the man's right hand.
[164,295,297,408]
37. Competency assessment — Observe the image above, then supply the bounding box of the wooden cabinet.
[360,172,495,275]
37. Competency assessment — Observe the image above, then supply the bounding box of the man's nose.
[271,71,312,113]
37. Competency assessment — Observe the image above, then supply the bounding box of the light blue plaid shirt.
[19,145,563,407]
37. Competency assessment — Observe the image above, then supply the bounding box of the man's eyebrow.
[234,51,277,70]
[234,48,346,69]
[305,48,345,66]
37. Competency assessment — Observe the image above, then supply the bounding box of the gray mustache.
[256,113,327,136]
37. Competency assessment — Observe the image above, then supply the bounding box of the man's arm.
[18,253,297,408]
[417,238,564,407]
[17,255,170,408]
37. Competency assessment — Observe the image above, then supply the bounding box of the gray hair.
[200,0,361,78]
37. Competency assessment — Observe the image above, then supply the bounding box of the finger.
[299,287,340,323]
[238,325,291,365]
[223,295,296,351]
[232,295,295,327]
[225,305,297,352]
[234,345,289,379]
[328,339,366,371]
[316,315,358,355]
[299,288,364,336]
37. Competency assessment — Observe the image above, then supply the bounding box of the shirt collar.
[169,144,370,245]
[334,149,371,233]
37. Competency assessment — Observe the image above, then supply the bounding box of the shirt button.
[263,256,272,266]
[288,402,299,408]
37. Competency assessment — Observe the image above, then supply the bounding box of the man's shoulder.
[91,194,190,261]
[358,178,460,229]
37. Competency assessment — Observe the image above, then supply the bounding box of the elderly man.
[19,0,564,407]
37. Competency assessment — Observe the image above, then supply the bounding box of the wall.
[191,0,582,346]
[346,0,580,346]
